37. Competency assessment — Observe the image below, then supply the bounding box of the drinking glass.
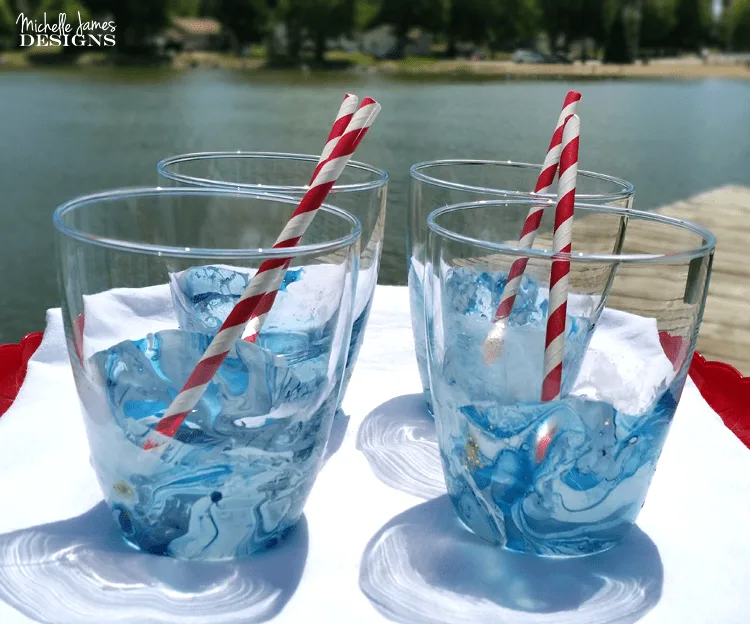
[409,160,635,409]
[157,152,388,405]
[425,198,714,557]
[55,187,361,560]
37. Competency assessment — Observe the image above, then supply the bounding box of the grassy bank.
[382,57,750,81]
[2,49,749,81]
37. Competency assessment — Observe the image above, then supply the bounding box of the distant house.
[361,25,433,59]
[164,17,225,52]
[270,23,288,53]
[361,25,395,59]
[404,29,434,57]
[327,35,359,54]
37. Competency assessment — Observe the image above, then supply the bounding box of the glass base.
[456,515,624,559]
[119,521,300,561]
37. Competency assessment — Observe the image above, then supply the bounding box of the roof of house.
[171,17,222,37]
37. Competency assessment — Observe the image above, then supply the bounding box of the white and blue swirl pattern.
[78,265,346,560]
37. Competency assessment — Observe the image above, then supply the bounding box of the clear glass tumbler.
[425,198,714,557]
[157,152,388,405]
[409,160,635,410]
[54,187,361,560]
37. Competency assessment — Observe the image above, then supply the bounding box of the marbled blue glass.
[157,152,388,406]
[409,161,634,411]
[55,188,361,560]
[425,199,714,557]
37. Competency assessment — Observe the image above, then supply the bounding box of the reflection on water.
[360,496,663,624]
[1,70,750,341]
[0,502,307,623]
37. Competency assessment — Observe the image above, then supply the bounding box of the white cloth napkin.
[572,307,678,415]
[0,286,748,623]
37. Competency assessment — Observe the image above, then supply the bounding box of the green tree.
[213,0,269,53]
[445,0,486,56]
[640,0,679,49]
[371,0,442,58]
[8,0,36,13]
[168,0,202,17]
[486,0,541,54]
[723,0,750,50]
[604,3,633,62]
[87,0,170,50]
[539,0,564,49]
[34,0,90,23]
[354,0,380,32]
[0,0,14,39]
[34,0,91,53]
[540,0,615,53]
[446,0,541,58]
[198,0,218,16]
[355,0,378,30]
[573,0,610,45]
[278,0,354,63]
[672,0,712,50]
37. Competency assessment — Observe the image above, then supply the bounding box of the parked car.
[512,49,573,65]
[512,49,547,64]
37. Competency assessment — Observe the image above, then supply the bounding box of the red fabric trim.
[689,352,750,449]
[0,331,748,451]
[0,332,43,417]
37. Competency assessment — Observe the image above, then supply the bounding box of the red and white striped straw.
[242,93,360,344]
[239,97,379,345]
[317,93,360,166]
[483,91,581,364]
[143,97,381,450]
[542,114,580,402]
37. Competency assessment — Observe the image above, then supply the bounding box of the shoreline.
[1,50,749,81]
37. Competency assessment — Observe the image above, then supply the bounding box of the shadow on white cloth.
[358,395,664,622]
[357,394,445,499]
[360,496,663,624]
[324,409,350,463]
[0,502,307,623]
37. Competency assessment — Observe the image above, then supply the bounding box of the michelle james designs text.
[16,12,116,48]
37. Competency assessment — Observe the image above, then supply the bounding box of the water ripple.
[357,394,445,500]
[0,502,307,623]
[360,496,662,624]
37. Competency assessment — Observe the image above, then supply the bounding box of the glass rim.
[427,199,715,264]
[410,159,634,203]
[53,186,362,260]
[157,151,390,194]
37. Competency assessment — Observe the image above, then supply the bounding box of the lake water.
[1,68,749,342]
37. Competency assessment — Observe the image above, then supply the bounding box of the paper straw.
[242,93,360,344]
[483,91,581,364]
[143,97,381,450]
[542,114,580,402]
[317,93,360,166]
[238,97,379,344]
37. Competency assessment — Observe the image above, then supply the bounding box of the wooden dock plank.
[654,185,750,374]
[452,185,750,374]
[562,185,750,373]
